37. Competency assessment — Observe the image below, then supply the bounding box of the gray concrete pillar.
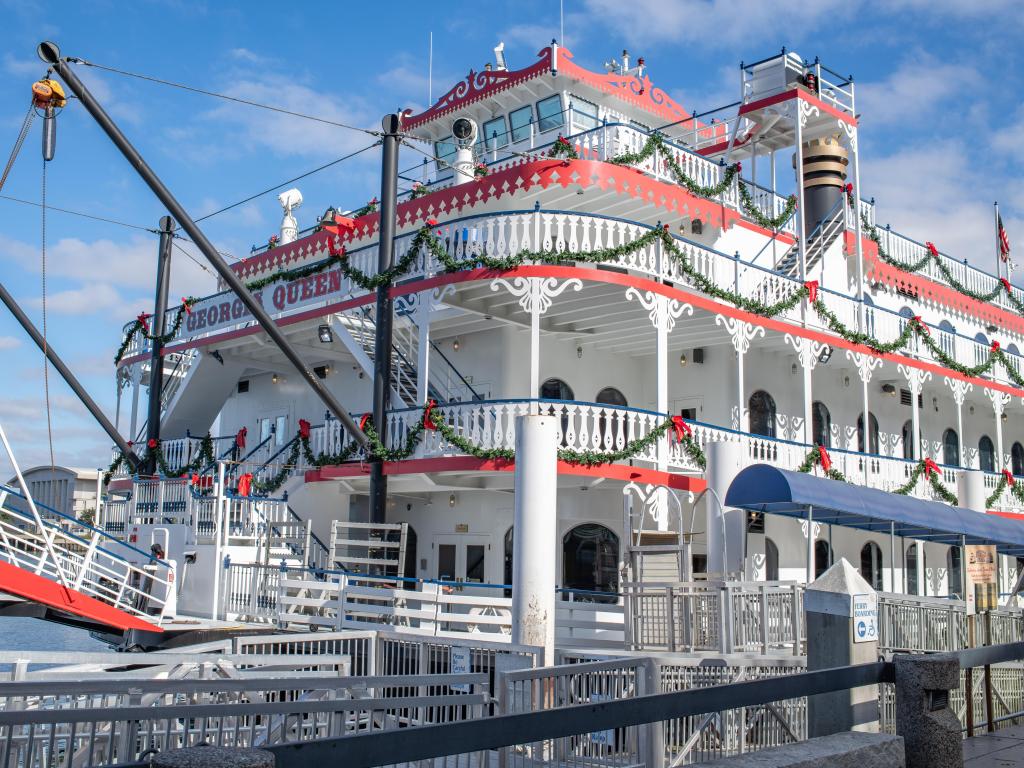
[153,746,274,767]
[894,653,962,768]
[805,558,880,737]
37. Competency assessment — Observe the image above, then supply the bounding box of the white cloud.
[26,283,145,316]
[581,0,850,48]
[856,54,981,127]
[0,336,20,350]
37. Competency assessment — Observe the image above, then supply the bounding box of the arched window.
[943,428,960,467]
[860,542,883,590]
[504,527,514,597]
[938,320,956,356]
[1013,443,1024,477]
[749,390,776,438]
[901,420,914,460]
[979,435,996,473]
[765,538,779,582]
[948,547,962,599]
[906,544,919,595]
[814,539,832,579]
[857,412,879,454]
[540,378,574,401]
[812,401,831,448]
[595,387,628,447]
[540,378,574,443]
[562,523,619,601]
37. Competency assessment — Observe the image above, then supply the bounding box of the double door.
[434,535,488,586]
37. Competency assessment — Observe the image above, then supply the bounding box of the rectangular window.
[434,137,456,172]
[466,545,486,583]
[482,116,508,151]
[509,106,534,142]
[571,97,599,131]
[275,415,287,446]
[536,95,564,133]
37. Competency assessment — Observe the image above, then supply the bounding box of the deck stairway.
[0,483,173,632]
[773,195,846,278]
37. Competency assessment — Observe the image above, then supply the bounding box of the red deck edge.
[306,455,703,492]
[0,560,162,633]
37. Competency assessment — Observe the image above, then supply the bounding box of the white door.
[434,535,489,587]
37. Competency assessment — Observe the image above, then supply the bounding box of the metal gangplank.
[0,482,173,633]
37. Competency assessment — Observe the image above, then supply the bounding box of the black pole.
[368,114,401,524]
[37,42,369,450]
[144,215,174,473]
[0,281,140,470]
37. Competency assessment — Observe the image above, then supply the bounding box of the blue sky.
[0,0,1021,475]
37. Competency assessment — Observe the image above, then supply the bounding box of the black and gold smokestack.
[796,134,848,233]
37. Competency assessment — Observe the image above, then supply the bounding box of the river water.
[0,617,107,655]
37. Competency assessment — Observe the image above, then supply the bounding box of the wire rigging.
[195,140,380,223]
[40,158,56,480]
[69,57,382,137]
[0,105,35,194]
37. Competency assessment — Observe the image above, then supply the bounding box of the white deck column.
[128,364,142,442]
[717,317,763,431]
[511,414,558,664]
[899,366,931,461]
[946,379,972,467]
[415,295,432,405]
[989,389,1009,472]
[705,440,745,579]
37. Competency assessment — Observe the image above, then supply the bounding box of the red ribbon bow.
[236,473,253,497]
[1002,278,1013,293]
[423,399,438,430]
[926,241,940,258]
[127,440,134,448]
[804,280,819,304]
[359,413,370,431]
[328,239,346,259]
[191,473,199,486]
[912,315,929,335]
[137,312,151,333]
[147,438,158,449]
[923,458,940,478]
[992,340,1001,352]
[235,427,247,450]
[426,218,438,227]
[181,298,192,315]
[818,445,832,473]
[844,182,853,195]
[298,419,311,440]
[735,162,742,173]
[1003,469,1016,487]
[670,415,692,442]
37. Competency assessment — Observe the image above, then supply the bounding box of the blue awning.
[724,464,1024,556]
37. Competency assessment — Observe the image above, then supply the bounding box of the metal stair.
[773,195,846,278]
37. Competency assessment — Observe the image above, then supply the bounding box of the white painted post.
[511,414,559,664]
[416,295,432,405]
[129,365,142,443]
[705,441,745,579]
[211,461,226,620]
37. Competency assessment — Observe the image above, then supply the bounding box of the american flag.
[999,213,1011,261]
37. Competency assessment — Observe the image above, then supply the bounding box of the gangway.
[0,421,174,634]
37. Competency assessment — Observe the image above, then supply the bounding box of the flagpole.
[995,201,1002,281]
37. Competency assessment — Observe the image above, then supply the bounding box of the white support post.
[900,365,932,461]
[128,365,142,442]
[785,335,826,445]
[806,507,815,585]
[705,441,745,579]
[847,351,882,480]
[211,460,226,621]
[416,295,432,405]
[717,316,764,431]
[947,378,972,467]
[511,414,558,665]
[794,106,808,327]
[988,389,1009,471]
[770,150,778,265]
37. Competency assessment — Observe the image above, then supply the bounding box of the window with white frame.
[536,95,564,133]
[482,116,508,151]
[509,106,534,143]
[434,137,456,172]
[570,97,599,131]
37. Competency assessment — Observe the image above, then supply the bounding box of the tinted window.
[483,116,507,150]
[571,97,599,131]
[509,106,534,142]
[536,95,564,133]
[435,137,456,171]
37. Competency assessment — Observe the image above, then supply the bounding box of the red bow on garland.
[1003,469,1016,487]
[236,473,253,497]
[925,242,940,259]
[1002,278,1013,293]
[804,280,819,304]
[844,182,853,196]
[181,298,192,315]
[137,312,151,333]
[359,413,370,431]
[423,400,438,430]
[235,427,247,450]
[992,340,1001,352]
[817,445,832,473]
[426,218,438,227]
[191,473,199,486]
[127,440,134,448]
[923,458,941,478]
[298,419,311,440]
[913,315,929,335]
[147,438,158,450]
[735,162,742,173]
[670,415,692,442]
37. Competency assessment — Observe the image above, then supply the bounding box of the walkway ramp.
[0,483,171,633]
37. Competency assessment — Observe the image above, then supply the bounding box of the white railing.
[0,483,176,625]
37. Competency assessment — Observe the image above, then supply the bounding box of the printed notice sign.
[966,545,997,585]
[588,693,614,745]
[852,592,878,644]
[450,645,471,693]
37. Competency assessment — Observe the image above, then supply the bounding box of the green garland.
[363,418,426,462]
[608,133,741,199]
[102,452,133,486]
[738,184,797,231]
[811,299,918,353]
[333,232,425,291]
[351,198,378,218]
[985,473,1024,509]
[252,439,301,495]
[409,184,429,200]
[114,297,200,364]
[795,446,850,483]
[150,433,216,478]
[891,461,960,504]
[547,136,579,161]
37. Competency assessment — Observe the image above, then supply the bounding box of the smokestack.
[796,134,848,233]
